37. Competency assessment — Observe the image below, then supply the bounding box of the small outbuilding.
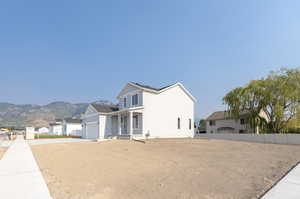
[25,127,35,140]
[37,127,49,134]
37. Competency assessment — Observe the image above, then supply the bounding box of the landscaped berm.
[32,139,300,199]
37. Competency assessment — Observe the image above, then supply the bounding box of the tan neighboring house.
[206,110,268,134]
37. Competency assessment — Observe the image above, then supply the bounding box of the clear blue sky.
[1,0,300,119]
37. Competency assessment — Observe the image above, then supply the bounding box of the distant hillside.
[0,100,114,128]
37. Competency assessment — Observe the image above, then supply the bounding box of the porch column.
[118,114,121,135]
[129,111,133,139]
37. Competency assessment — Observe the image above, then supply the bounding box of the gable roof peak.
[206,110,251,121]
[129,82,176,91]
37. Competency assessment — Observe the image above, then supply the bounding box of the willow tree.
[223,68,300,133]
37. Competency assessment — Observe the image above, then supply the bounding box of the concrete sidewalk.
[261,162,300,199]
[28,138,93,145]
[0,135,52,199]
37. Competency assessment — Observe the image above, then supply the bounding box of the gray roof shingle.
[206,110,250,121]
[64,118,82,123]
[131,82,174,91]
[91,104,119,113]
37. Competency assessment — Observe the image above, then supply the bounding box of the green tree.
[223,68,300,133]
[198,119,206,128]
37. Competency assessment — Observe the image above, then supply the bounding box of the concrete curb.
[260,161,300,199]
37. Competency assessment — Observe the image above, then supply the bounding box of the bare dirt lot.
[0,147,7,159]
[32,139,300,199]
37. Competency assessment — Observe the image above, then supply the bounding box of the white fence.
[195,133,300,145]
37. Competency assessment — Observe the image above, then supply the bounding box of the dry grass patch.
[32,139,300,199]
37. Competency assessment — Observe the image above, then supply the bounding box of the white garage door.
[86,123,99,139]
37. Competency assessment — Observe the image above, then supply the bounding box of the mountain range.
[0,100,114,128]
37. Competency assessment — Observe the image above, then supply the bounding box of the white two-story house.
[82,82,196,140]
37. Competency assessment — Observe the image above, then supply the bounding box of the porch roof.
[91,104,119,113]
[108,106,144,115]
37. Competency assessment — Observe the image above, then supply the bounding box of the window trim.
[132,94,138,106]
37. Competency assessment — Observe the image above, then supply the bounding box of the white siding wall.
[118,85,143,110]
[66,123,82,136]
[50,125,63,135]
[98,115,106,139]
[142,86,194,138]
[84,115,99,123]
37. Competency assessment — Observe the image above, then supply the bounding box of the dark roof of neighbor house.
[64,118,82,123]
[49,122,62,126]
[131,82,175,91]
[91,104,119,113]
[206,110,250,121]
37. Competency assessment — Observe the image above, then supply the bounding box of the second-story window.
[123,97,127,108]
[132,94,138,106]
[240,118,245,125]
[209,120,216,126]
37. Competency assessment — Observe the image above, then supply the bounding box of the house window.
[189,119,192,130]
[123,97,127,108]
[209,120,216,126]
[133,115,138,129]
[240,118,245,125]
[177,118,181,129]
[132,94,138,106]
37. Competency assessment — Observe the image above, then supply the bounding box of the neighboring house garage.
[217,127,235,134]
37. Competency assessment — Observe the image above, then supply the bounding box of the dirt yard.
[32,139,300,199]
[0,147,7,159]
